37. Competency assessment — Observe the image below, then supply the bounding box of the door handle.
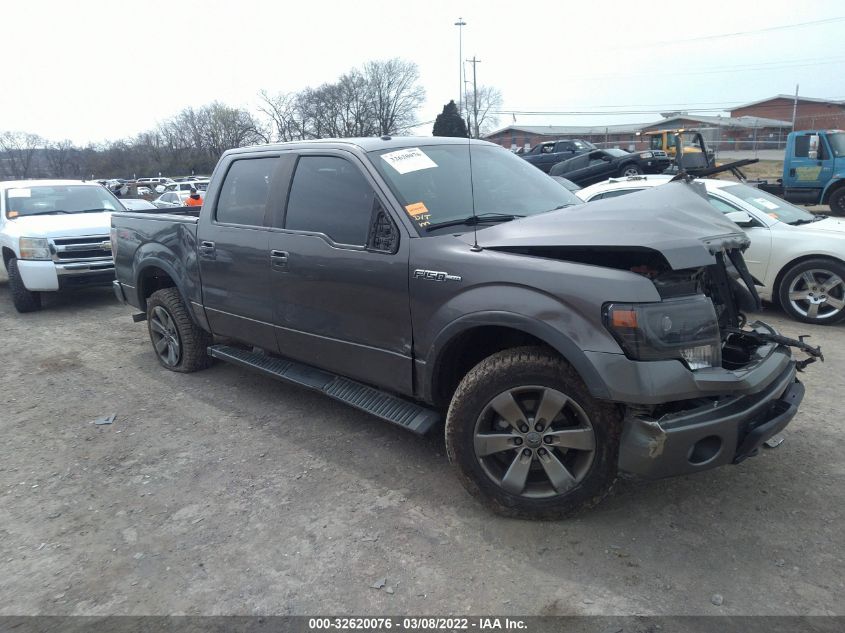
[789,168,796,177]
[199,240,216,256]
[270,249,289,270]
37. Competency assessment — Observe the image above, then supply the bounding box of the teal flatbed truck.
[757,129,845,215]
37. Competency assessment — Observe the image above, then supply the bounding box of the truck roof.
[223,136,497,157]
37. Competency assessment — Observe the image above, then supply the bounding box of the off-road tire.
[777,258,845,325]
[445,346,622,519]
[7,258,42,313]
[146,288,213,372]
[829,187,845,217]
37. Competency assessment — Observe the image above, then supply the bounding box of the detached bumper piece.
[618,363,803,479]
[207,344,439,435]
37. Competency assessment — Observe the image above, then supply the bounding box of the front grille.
[51,235,112,262]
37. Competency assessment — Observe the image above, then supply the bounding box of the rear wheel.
[620,163,643,177]
[829,187,845,216]
[778,259,845,324]
[146,288,213,372]
[7,258,42,313]
[445,346,622,519]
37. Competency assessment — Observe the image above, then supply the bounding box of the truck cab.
[521,139,596,173]
[776,130,845,213]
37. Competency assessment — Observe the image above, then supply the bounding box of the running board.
[207,344,439,435]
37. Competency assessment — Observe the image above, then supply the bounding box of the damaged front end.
[617,246,821,479]
[474,181,822,478]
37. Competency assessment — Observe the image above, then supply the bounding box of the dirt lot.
[1,269,844,617]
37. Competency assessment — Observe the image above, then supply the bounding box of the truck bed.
[111,210,202,311]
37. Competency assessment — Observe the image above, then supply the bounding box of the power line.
[564,56,845,82]
[615,15,845,49]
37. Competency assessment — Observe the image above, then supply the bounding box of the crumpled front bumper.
[618,361,803,479]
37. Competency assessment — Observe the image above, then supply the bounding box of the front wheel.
[829,187,845,216]
[445,347,622,519]
[620,163,643,177]
[778,258,845,324]
[146,288,213,372]
[7,258,42,313]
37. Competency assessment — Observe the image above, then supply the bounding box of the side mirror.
[726,210,755,226]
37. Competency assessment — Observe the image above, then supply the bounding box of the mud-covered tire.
[829,187,845,217]
[445,346,622,519]
[7,258,42,313]
[146,288,213,372]
[777,258,845,324]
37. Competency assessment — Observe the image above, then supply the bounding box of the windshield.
[721,183,816,224]
[5,185,124,218]
[828,132,845,157]
[370,144,582,233]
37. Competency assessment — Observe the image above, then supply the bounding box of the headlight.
[603,295,722,370]
[639,151,653,159]
[19,237,51,261]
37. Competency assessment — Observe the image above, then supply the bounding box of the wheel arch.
[821,177,845,204]
[134,259,194,319]
[426,313,612,409]
[2,246,16,267]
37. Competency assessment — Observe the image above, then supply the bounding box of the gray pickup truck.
[111,136,820,518]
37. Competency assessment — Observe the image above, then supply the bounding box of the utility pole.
[791,83,799,130]
[454,18,466,118]
[466,56,481,138]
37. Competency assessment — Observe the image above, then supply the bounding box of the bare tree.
[45,139,76,178]
[0,131,44,179]
[474,85,503,137]
[363,58,426,135]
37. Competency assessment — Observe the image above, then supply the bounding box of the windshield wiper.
[425,212,524,232]
[75,208,114,213]
[788,215,826,226]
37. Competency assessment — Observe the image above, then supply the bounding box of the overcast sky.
[2,0,843,144]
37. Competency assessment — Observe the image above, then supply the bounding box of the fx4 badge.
[413,269,462,282]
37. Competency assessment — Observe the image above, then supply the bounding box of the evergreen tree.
[432,100,468,137]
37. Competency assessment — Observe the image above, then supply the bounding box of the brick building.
[485,114,792,152]
[729,95,845,131]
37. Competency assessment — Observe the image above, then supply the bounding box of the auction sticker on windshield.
[381,147,437,174]
[7,188,31,198]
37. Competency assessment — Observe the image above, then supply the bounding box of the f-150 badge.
[413,269,462,282]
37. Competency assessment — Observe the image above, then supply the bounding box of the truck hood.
[466,181,749,270]
[5,212,113,238]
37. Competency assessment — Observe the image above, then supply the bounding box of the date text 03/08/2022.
[307,617,528,630]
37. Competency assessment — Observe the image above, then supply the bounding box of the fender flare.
[424,311,612,402]
[134,256,196,321]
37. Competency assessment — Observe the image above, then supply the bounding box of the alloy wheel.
[150,306,182,366]
[787,268,845,321]
[473,386,596,499]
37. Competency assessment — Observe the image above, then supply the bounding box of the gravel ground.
[1,268,843,617]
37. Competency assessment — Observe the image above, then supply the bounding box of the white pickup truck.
[1,180,122,312]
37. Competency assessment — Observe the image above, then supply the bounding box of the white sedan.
[577,175,845,325]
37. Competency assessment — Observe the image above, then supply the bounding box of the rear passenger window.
[285,156,375,245]
[216,158,277,226]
